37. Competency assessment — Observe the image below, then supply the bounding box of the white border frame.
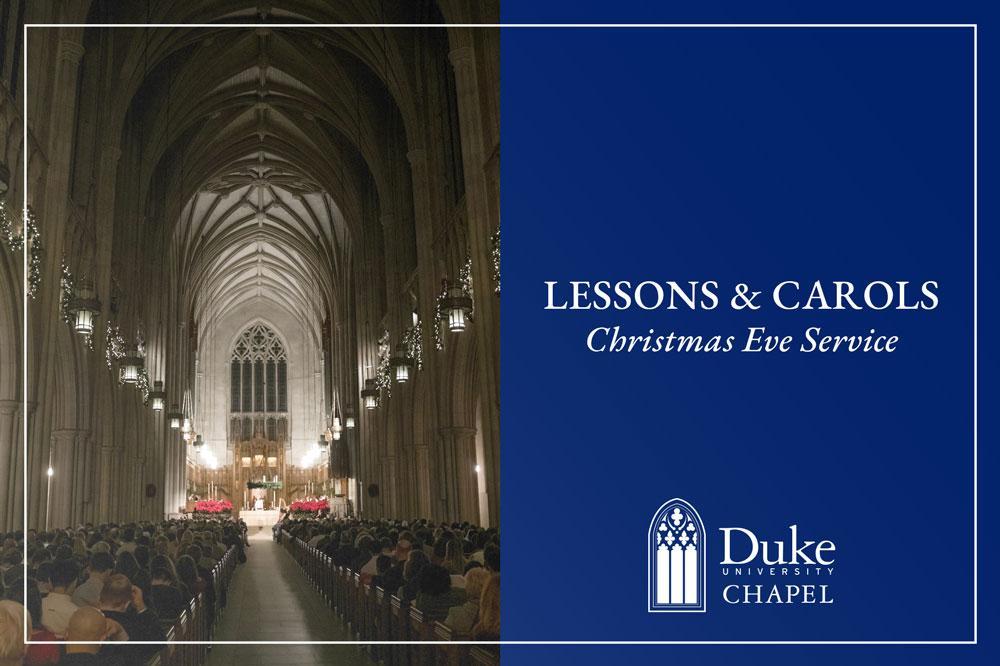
[21,22,977,646]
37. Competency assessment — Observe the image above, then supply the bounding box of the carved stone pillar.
[414,443,432,518]
[48,429,87,528]
[449,46,501,526]
[438,426,478,524]
[0,400,19,530]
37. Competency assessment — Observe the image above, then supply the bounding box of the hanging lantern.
[120,348,144,384]
[319,433,329,448]
[149,381,166,412]
[391,343,414,384]
[333,415,342,431]
[333,428,341,441]
[193,434,204,449]
[361,379,378,411]
[68,277,101,336]
[167,405,182,429]
[441,285,473,332]
[345,411,356,429]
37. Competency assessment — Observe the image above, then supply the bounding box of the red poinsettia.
[193,499,233,514]
[289,499,329,514]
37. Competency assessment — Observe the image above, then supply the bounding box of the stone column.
[406,147,447,521]
[0,400,19,530]
[449,46,501,526]
[27,37,86,531]
[438,426,478,523]
[414,443,432,518]
[97,443,115,519]
[48,429,87,528]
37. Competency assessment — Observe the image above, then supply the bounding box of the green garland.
[375,328,391,402]
[460,255,475,320]
[105,321,125,370]
[136,367,150,403]
[0,199,43,299]
[60,258,75,326]
[491,226,500,295]
[402,319,423,372]
[434,282,447,351]
[247,480,283,490]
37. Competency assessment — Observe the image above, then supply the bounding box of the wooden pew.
[433,622,463,666]
[389,596,410,666]
[408,607,437,666]
[468,646,500,666]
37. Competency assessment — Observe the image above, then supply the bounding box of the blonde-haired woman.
[472,574,499,641]
[0,600,27,666]
[445,567,491,636]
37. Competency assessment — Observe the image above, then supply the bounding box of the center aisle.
[206,526,372,666]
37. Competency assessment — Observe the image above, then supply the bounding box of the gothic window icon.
[648,498,706,612]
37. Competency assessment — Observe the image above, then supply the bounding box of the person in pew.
[445,567,491,637]
[398,550,429,603]
[97,574,165,662]
[72,552,114,609]
[483,544,500,574]
[148,567,187,621]
[182,546,216,617]
[370,555,393,589]
[472,575,500,641]
[23,581,60,666]
[0,600,28,666]
[379,539,410,595]
[40,559,80,637]
[175,555,204,602]
[62,606,128,666]
[113,552,150,603]
[443,539,467,588]
[350,535,375,574]
[415,564,467,621]
[32,564,52,598]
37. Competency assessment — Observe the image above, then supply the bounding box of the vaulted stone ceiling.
[106,22,406,346]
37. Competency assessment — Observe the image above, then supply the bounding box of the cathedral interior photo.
[0,1,500,663]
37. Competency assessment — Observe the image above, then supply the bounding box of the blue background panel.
[500,8,996,663]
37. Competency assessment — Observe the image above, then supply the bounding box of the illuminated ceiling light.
[46,467,54,477]
[120,347,144,384]
[442,286,473,332]
[345,409,355,429]
[149,380,166,412]
[361,379,378,411]
[68,277,101,336]
[391,343,414,384]
[167,406,182,430]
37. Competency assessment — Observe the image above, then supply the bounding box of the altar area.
[242,509,281,528]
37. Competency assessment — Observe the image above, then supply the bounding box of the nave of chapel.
[0,1,499,662]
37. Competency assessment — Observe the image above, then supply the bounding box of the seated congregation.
[279,515,501,653]
[0,520,244,665]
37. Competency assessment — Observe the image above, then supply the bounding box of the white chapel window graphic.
[648,498,706,612]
